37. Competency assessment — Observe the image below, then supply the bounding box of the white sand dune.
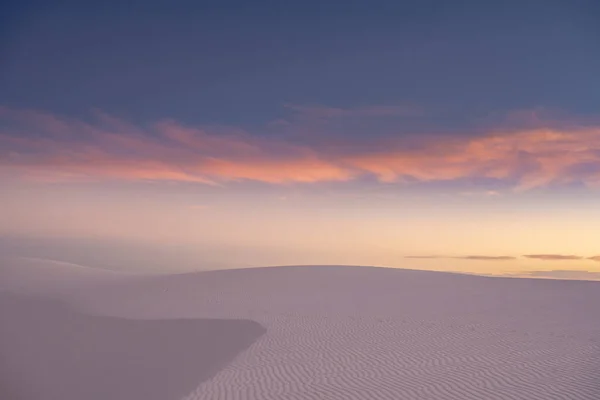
[0,293,265,400]
[1,260,599,399]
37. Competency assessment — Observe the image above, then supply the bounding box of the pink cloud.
[200,158,354,183]
[2,106,600,187]
[0,107,350,185]
[347,127,600,188]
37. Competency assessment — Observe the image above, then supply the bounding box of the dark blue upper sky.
[2,0,600,130]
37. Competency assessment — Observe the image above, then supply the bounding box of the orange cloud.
[200,158,354,183]
[347,127,600,187]
[524,254,583,261]
[506,270,600,280]
[0,107,351,185]
[458,256,516,261]
[2,106,600,187]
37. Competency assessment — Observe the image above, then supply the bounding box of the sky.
[2,0,600,278]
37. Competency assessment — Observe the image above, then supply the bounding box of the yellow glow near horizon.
[2,181,599,277]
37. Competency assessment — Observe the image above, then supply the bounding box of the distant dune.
[1,259,599,399]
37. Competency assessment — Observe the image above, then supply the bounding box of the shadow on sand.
[0,292,265,400]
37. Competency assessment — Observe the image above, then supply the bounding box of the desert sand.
[1,257,599,399]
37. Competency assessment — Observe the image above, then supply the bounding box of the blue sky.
[3,0,600,127]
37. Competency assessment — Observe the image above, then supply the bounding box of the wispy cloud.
[407,254,600,262]
[0,106,353,184]
[459,190,501,197]
[523,254,583,261]
[507,270,600,280]
[2,106,600,187]
[405,255,516,261]
[457,256,516,261]
[347,128,600,188]
[404,255,443,259]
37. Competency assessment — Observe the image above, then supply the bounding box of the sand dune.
[1,260,599,399]
[0,293,265,400]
